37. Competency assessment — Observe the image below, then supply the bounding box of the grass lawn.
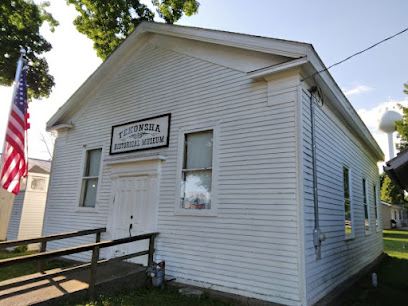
[64,287,231,306]
[0,249,71,282]
[383,229,408,259]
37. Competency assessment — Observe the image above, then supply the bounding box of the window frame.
[362,178,370,235]
[343,166,354,239]
[373,184,380,232]
[27,174,49,193]
[175,122,219,216]
[77,146,103,211]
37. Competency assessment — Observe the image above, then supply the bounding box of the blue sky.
[0,0,407,161]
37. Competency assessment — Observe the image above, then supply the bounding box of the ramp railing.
[0,229,159,300]
[0,227,106,273]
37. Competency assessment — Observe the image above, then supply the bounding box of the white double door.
[111,175,156,265]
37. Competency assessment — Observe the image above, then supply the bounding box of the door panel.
[112,176,151,265]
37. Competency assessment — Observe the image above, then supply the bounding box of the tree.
[153,0,200,24]
[0,0,58,100]
[395,82,408,151]
[67,0,200,61]
[380,172,406,205]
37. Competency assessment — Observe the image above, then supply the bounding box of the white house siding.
[17,189,48,250]
[6,192,25,241]
[43,40,303,305]
[301,88,383,305]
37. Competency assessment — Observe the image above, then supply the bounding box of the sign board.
[110,114,170,154]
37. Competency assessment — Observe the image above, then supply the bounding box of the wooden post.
[96,232,101,243]
[148,235,155,267]
[88,245,100,300]
[38,241,47,273]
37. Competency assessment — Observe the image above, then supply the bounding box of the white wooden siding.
[43,41,302,305]
[17,188,48,250]
[301,87,383,305]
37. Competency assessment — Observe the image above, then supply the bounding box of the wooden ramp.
[0,261,146,306]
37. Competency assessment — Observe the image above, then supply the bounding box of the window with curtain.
[80,148,102,207]
[180,130,213,210]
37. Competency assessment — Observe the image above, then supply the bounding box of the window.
[373,185,379,231]
[362,178,370,234]
[29,176,47,192]
[343,167,353,238]
[80,148,102,207]
[180,130,213,210]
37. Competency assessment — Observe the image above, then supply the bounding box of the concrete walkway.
[0,262,146,306]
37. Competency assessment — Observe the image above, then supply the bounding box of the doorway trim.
[105,154,164,244]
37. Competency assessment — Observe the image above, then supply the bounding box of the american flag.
[0,66,29,194]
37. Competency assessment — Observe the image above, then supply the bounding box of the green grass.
[64,287,231,306]
[383,229,408,259]
[0,250,71,282]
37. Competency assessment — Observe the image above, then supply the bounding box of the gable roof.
[46,22,384,161]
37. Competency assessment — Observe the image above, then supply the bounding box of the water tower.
[378,110,402,159]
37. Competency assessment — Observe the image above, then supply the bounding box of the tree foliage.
[152,0,200,24]
[67,0,199,61]
[395,82,408,151]
[380,172,406,205]
[0,0,58,100]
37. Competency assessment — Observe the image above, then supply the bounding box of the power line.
[303,26,408,81]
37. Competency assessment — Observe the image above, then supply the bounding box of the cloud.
[357,100,407,130]
[343,85,373,97]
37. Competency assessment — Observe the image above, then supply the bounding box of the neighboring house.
[42,22,384,305]
[381,201,405,229]
[0,156,51,250]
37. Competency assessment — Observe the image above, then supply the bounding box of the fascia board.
[247,57,309,79]
[140,22,310,59]
[45,22,320,131]
[303,49,384,161]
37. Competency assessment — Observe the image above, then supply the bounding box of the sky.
[0,0,407,164]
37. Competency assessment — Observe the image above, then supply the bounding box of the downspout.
[309,86,326,260]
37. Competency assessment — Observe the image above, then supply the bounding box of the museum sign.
[110,114,171,154]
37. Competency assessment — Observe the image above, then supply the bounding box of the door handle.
[129,223,133,237]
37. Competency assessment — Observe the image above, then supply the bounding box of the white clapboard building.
[42,22,384,305]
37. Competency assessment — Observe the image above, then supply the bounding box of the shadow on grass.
[335,255,408,305]
[383,229,408,241]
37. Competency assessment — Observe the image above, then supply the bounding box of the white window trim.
[344,166,354,240]
[174,122,219,217]
[363,177,370,235]
[75,145,104,212]
[374,184,380,232]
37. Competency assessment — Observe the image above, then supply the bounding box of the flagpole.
[0,48,26,174]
